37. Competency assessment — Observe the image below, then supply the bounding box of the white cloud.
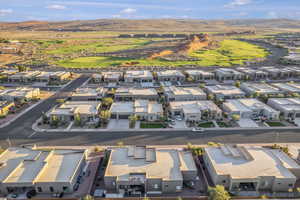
[46,4,66,10]
[0,9,13,16]
[112,14,121,18]
[267,11,278,19]
[225,0,252,8]
[120,8,137,14]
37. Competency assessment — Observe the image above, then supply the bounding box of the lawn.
[140,122,166,129]
[46,38,151,55]
[55,39,269,68]
[198,122,215,128]
[266,121,286,127]
[217,121,229,127]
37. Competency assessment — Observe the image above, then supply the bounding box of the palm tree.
[129,115,138,128]
[99,110,111,126]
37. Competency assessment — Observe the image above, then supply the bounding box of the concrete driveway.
[107,119,129,130]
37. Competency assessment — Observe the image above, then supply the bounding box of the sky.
[0,0,300,22]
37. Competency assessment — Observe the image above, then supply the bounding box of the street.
[1,75,300,148]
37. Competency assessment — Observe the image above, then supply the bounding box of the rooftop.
[157,70,184,77]
[50,101,101,115]
[164,86,206,97]
[241,83,281,94]
[205,85,245,96]
[105,146,196,181]
[272,82,300,93]
[125,70,153,78]
[185,70,214,76]
[268,98,300,112]
[116,88,158,96]
[169,100,221,114]
[205,145,300,179]
[223,98,278,113]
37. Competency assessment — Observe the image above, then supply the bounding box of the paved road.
[0,75,90,147]
[1,75,300,147]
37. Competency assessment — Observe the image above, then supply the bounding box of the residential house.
[163,86,206,102]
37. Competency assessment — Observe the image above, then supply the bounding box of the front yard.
[140,122,166,129]
[198,121,215,128]
[265,121,286,127]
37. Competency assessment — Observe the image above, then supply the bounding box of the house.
[91,74,102,83]
[214,68,244,81]
[261,66,296,79]
[110,100,163,121]
[236,68,268,80]
[163,86,206,102]
[272,82,300,94]
[205,85,246,101]
[114,88,159,101]
[49,101,101,123]
[8,71,41,83]
[203,145,300,192]
[0,87,40,102]
[35,71,71,83]
[168,101,222,121]
[102,72,123,83]
[71,87,106,101]
[0,47,19,54]
[156,70,185,82]
[267,98,300,121]
[124,71,153,83]
[222,98,279,120]
[185,70,214,81]
[240,82,283,96]
[104,146,197,195]
[0,147,86,195]
[0,101,14,115]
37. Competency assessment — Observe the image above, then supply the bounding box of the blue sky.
[0,0,300,22]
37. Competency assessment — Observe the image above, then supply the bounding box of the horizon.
[1,0,300,22]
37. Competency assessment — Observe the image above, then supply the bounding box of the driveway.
[237,118,259,128]
[107,119,129,130]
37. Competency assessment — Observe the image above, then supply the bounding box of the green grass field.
[54,39,269,68]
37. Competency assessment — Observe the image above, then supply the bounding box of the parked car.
[192,127,204,132]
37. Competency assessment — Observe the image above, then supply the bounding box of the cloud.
[267,11,278,19]
[46,4,66,10]
[225,0,252,8]
[112,14,121,18]
[0,9,13,16]
[120,8,137,14]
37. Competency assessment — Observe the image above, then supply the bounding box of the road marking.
[28,132,37,138]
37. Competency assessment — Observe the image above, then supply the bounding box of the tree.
[117,141,124,147]
[208,94,214,100]
[235,81,241,88]
[208,185,231,200]
[102,97,113,107]
[50,115,59,127]
[17,65,27,72]
[129,114,138,128]
[74,113,82,127]
[99,110,111,126]
[231,114,240,121]
[82,195,94,200]
[187,76,194,82]
[199,83,206,89]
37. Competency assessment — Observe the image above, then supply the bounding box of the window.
[289,184,293,187]
[37,187,42,192]
[223,180,226,183]
[176,186,182,190]
[154,184,158,189]
[62,186,68,191]
[50,187,54,192]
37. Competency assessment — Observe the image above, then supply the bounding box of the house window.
[223,180,226,183]
[289,184,293,187]
[37,187,42,192]
[154,184,158,189]
[50,187,54,192]
[63,186,68,191]
[176,186,182,190]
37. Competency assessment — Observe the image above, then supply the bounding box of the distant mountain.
[0,19,299,32]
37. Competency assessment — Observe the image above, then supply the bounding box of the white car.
[192,127,204,132]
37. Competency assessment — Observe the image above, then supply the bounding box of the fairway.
[54,39,268,68]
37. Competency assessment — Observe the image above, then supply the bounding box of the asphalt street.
[1,75,300,148]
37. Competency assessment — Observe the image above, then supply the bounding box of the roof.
[164,86,206,97]
[0,87,39,98]
[50,101,101,115]
[105,146,196,181]
[0,147,86,184]
[157,70,184,77]
[110,100,163,115]
[241,83,281,94]
[215,68,243,75]
[116,88,158,96]
[223,98,278,113]
[268,98,300,112]
[169,100,221,114]
[205,85,245,96]
[125,70,153,79]
[110,102,134,113]
[185,70,214,76]
[272,82,300,93]
[36,150,85,183]
[72,87,105,98]
[102,71,122,79]
[205,145,300,179]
